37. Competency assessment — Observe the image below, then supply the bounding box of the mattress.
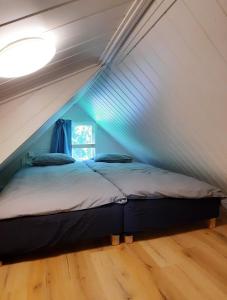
[0,162,126,220]
[86,161,225,199]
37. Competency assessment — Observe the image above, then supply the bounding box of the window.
[71,123,95,161]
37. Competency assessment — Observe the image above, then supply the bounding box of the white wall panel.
[79,0,227,193]
[28,105,131,156]
[0,66,99,164]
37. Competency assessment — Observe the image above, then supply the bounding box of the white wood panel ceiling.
[78,0,227,192]
[0,0,133,102]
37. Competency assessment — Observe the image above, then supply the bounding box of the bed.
[0,160,224,260]
[0,162,125,260]
[86,161,224,242]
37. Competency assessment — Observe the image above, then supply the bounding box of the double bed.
[0,159,224,260]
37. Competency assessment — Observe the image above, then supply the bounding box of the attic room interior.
[1,0,227,299]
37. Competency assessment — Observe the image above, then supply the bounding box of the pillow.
[94,153,132,163]
[32,153,75,166]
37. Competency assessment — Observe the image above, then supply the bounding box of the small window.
[71,123,95,161]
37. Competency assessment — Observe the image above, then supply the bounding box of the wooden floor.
[1,211,227,300]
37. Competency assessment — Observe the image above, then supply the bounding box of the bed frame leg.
[124,235,134,244]
[111,235,120,246]
[208,218,216,229]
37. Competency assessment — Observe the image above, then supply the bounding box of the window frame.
[71,122,96,160]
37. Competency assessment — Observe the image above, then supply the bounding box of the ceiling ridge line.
[119,0,166,58]
[100,0,154,66]
[119,0,177,63]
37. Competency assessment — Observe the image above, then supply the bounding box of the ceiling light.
[0,37,56,78]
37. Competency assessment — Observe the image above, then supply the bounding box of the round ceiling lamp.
[0,37,56,78]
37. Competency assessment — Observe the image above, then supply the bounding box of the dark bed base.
[0,203,123,260]
[0,197,221,261]
[123,197,220,234]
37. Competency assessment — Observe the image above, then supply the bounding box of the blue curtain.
[51,119,72,155]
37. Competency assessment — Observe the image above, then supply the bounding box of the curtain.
[51,119,72,155]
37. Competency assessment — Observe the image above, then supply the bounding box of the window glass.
[72,124,93,145]
[72,124,95,161]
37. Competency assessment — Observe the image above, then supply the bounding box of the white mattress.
[0,162,126,220]
[1,160,225,221]
[86,161,225,199]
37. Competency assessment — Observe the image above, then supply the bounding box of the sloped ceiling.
[0,65,99,165]
[1,0,148,165]
[78,0,227,191]
[0,0,133,102]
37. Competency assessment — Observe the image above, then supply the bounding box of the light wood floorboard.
[1,209,227,300]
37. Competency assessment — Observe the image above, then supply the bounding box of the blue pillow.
[94,153,132,163]
[32,153,75,166]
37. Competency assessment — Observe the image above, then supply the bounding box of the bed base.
[0,196,219,260]
[111,235,120,245]
[208,218,216,229]
[123,197,220,235]
[0,217,217,262]
[124,235,134,244]
[0,203,123,260]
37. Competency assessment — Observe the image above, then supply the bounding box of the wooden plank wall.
[79,0,227,193]
[0,65,99,165]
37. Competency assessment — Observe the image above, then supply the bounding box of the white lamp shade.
[0,37,56,78]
